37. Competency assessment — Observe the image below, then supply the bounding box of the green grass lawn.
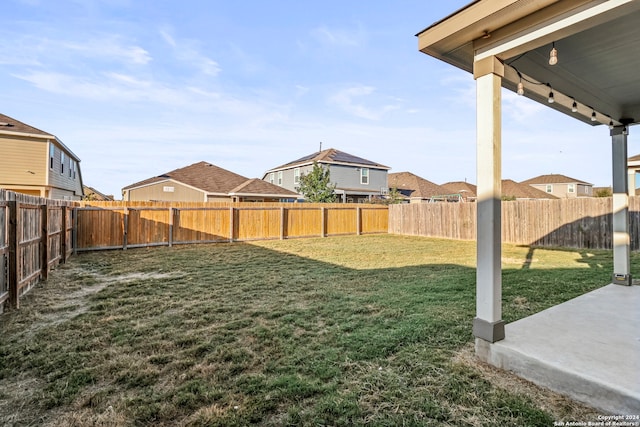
[0,234,627,426]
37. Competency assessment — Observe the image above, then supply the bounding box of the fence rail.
[75,202,389,251]
[389,197,640,250]
[0,190,76,311]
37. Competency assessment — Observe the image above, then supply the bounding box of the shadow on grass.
[0,236,615,426]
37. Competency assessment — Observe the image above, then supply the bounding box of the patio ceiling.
[417,0,640,127]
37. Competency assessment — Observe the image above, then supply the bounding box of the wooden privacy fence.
[389,197,640,250]
[0,190,75,310]
[75,202,389,251]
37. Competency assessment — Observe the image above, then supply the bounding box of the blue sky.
[2,0,631,198]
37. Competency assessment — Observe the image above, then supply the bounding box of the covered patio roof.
[417,0,640,127]
[417,0,640,414]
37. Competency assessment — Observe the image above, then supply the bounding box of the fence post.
[321,207,326,237]
[72,208,78,256]
[356,206,362,236]
[61,206,67,262]
[40,204,48,281]
[229,207,235,242]
[8,201,20,309]
[123,207,129,250]
[280,207,285,240]
[168,207,174,247]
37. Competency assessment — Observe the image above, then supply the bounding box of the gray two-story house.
[262,148,390,203]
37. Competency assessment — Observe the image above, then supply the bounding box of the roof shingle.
[267,148,389,171]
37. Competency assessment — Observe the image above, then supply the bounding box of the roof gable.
[503,179,558,200]
[441,181,478,198]
[521,174,592,186]
[0,113,52,137]
[124,161,249,193]
[229,178,298,196]
[267,148,390,171]
[388,172,450,199]
[123,162,299,198]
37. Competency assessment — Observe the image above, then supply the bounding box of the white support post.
[473,56,505,343]
[611,125,632,285]
[628,169,636,198]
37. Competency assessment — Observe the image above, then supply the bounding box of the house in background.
[521,174,593,198]
[83,186,114,201]
[388,172,453,203]
[122,161,298,202]
[626,154,640,196]
[441,181,478,202]
[0,113,83,200]
[502,179,558,200]
[263,148,390,203]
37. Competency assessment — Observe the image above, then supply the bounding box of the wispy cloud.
[310,24,366,47]
[329,85,400,120]
[159,28,221,76]
[58,37,152,65]
[502,90,546,123]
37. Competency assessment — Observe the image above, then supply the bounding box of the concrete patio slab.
[476,284,640,415]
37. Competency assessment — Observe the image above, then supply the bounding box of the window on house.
[73,162,77,179]
[60,152,65,175]
[269,172,275,184]
[50,145,55,170]
[69,159,73,177]
[568,183,575,193]
[294,168,300,184]
[545,184,553,193]
[277,171,283,185]
[360,168,369,185]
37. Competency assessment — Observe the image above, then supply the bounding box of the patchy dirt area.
[0,263,184,426]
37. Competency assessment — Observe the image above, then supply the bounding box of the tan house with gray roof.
[0,113,84,200]
[502,179,558,200]
[122,161,298,202]
[521,174,593,198]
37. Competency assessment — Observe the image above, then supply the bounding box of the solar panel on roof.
[331,151,379,166]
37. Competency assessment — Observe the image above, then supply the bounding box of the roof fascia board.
[329,161,391,170]
[417,0,521,51]
[0,130,55,140]
[267,159,390,172]
[228,192,299,198]
[54,137,81,161]
[474,0,635,61]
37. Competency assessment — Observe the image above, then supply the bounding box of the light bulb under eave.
[548,90,554,103]
[517,81,524,95]
[572,101,578,113]
[591,110,597,122]
[549,46,558,66]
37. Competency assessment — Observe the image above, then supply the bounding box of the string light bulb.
[517,81,524,96]
[549,42,558,66]
[591,109,597,122]
[571,100,578,113]
[547,86,554,103]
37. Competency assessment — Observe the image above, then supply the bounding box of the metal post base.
[473,317,505,343]
[612,273,632,286]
